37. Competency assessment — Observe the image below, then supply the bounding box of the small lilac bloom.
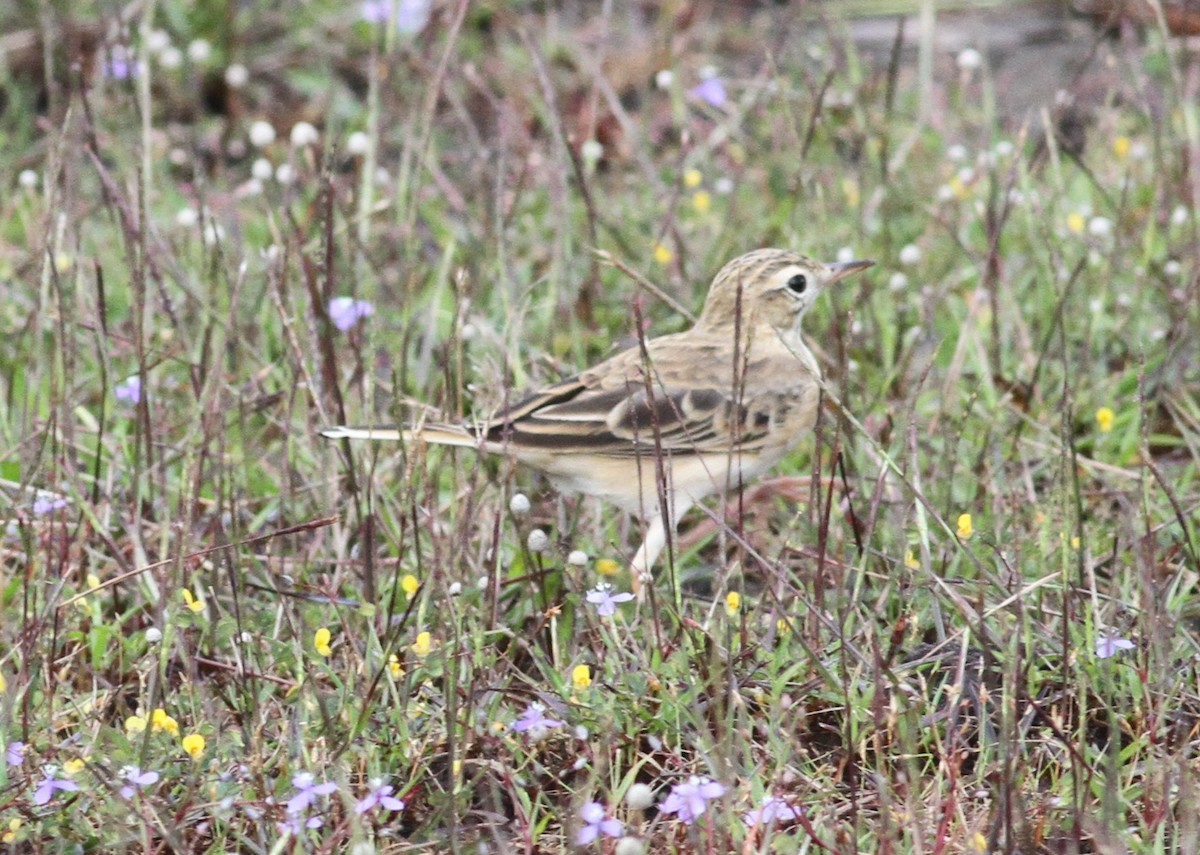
[1095,634,1135,659]
[33,773,80,806]
[511,702,563,733]
[286,772,339,814]
[6,741,25,767]
[659,775,725,825]
[33,497,68,514]
[361,0,388,23]
[328,297,375,331]
[118,765,160,799]
[585,583,635,617]
[362,0,431,33]
[106,45,138,80]
[355,778,405,814]
[690,77,727,108]
[743,796,802,827]
[115,376,142,404]
[278,810,323,834]
[576,801,622,845]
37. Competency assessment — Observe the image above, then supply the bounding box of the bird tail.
[320,424,480,449]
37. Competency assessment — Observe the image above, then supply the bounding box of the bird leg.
[630,496,694,596]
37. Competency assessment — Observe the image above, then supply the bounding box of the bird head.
[697,249,873,334]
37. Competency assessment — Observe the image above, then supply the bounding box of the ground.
[1,1,1198,852]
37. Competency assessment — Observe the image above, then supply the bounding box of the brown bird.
[323,249,872,588]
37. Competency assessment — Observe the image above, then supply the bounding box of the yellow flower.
[956,513,974,540]
[691,190,711,214]
[401,574,420,601]
[152,708,180,737]
[970,831,988,853]
[314,627,333,657]
[904,549,920,570]
[1112,136,1131,159]
[1095,406,1115,433]
[54,253,73,273]
[724,591,740,616]
[683,168,702,188]
[125,714,147,734]
[1066,212,1086,234]
[653,243,673,265]
[181,588,205,613]
[3,818,22,844]
[775,618,792,636]
[412,631,432,657]
[0,672,6,692]
[572,664,592,690]
[948,175,969,199]
[841,177,860,207]
[1070,536,1081,549]
[388,654,405,679]
[63,758,85,776]
[181,733,206,761]
[595,558,621,577]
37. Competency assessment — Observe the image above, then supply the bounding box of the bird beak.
[824,259,874,284]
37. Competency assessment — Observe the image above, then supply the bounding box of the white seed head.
[187,39,212,63]
[625,783,654,810]
[249,121,276,148]
[159,46,183,69]
[956,47,983,71]
[145,29,171,54]
[224,63,249,88]
[527,529,549,553]
[899,244,921,265]
[290,121,319,148]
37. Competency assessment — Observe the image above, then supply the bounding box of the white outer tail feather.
[320,425,479,449]
[320,426,405,441]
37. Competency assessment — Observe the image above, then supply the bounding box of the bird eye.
[786,273,808,294]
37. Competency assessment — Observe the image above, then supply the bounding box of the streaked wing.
[485,372,772,458]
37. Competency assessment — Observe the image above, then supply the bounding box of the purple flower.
[6,741,25,767]
[511,702,563,734]
[1095,634,1135,659]
[277,811,323,834]
[328,297,375,331]
[118,765,160,799]
[106,45,138,80]
[115,376,142,405]
[743,796,801,828]
[690,77,727,108]
[355,778,405,814]
[286,771,339,814]
[576,801,622,845]
[361,0,431,33]
[659,775,725,824]
[33,772,80,806]
[585,583,635,617]
[33,497,68,514]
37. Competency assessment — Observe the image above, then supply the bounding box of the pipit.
[323,248,872,588]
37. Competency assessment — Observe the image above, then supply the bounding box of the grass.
[2,1,1199,852]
